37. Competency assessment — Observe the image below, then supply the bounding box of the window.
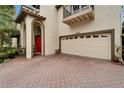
[32,5,40,9]
[101,35,108,37]
[81,5,89,10]
[93,35,99,38]
[73,5,80,11]
[80,36,84,38]
[74,36,78,39]
[86,35,91,38]
[70,37,73,39]
[66,37,69,40]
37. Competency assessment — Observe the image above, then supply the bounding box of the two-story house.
[15,5,122,60]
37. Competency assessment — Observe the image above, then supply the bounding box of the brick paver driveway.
[0,54,124,88]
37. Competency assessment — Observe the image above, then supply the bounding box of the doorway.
[33,23,42,55]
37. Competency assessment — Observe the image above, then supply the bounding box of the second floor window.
[73,5,80,11]
[32,5,40,9]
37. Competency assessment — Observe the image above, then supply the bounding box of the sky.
[15,5,32,15]
[15,5,21,15]
[122,6,124,22]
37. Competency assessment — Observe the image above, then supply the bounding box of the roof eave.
[15,10,26,23]
[15,6,46,23]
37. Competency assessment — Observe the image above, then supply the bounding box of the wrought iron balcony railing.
[63,5,94,18]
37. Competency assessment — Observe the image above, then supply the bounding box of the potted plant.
[55,49,60,54]
[112,46,124,64]
[112,55,119,62]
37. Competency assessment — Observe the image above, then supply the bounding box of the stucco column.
[25,16,32,59]
[20,22,24,47]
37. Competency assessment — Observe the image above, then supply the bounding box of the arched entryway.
[32,19,45,57]
[15,5,46,59]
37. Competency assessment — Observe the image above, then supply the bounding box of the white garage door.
[61,33,111,60]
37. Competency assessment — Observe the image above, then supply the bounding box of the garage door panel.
[61,33,111,60]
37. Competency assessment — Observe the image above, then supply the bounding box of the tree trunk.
[1,39,3,47]
[0,33,3,47]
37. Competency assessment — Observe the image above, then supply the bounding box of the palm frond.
[0,5,15,16]
[0,5,17,47]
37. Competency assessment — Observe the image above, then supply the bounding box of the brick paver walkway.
[0,54,124,88]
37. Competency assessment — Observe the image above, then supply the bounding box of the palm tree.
[0,5,17,47]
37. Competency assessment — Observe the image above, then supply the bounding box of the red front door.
[35,35,41,54]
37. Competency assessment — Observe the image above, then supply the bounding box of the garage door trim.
[59,29,115,60]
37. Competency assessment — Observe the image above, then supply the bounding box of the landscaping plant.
[0,47,17,63]
[0,6,19,63]
[0,47,8,63]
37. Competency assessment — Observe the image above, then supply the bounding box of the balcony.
[63,5,95,26]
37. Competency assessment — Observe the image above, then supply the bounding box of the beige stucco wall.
[25,15,35,58]
[20,15,34,58]
[40,5,58,55]
[57,5,122,55]
[20,21,26,48]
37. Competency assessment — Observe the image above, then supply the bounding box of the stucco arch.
[31,19,45,56]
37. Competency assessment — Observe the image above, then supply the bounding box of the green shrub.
[7,47,17,54]
[0,47,17,63]
[0,58,4,63]
[8,47,17,59]
[12,48,17,54]
[0,50,8,63]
